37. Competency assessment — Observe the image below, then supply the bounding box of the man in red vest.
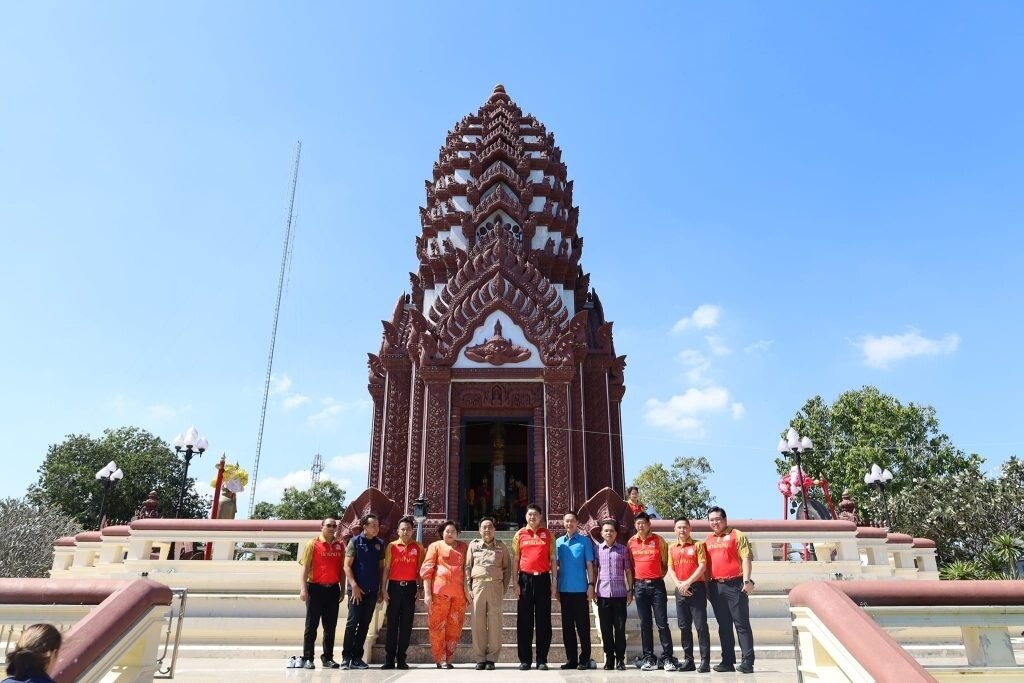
[668,517,710,672]
[627,512,678,671]
[381,515,424,669]
[512,503,558,670]
[705,506,755,674]
[298,517,346,670]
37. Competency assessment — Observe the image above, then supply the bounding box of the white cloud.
[705,335,732,357]
[307,397,371,426]
[744,340,772,353]
[677,349,712,385]
[730,402,746,420]
[644,386,732,438]
[671,304,721,334]
[328,452,369,472]
[269,374,293,396]
[858,329,960,369]
[252,468,315,503]
[283,394,311,410]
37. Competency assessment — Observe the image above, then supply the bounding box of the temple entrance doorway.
[460,418,531,530]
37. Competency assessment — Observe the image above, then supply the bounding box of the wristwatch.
[743,579,755,586]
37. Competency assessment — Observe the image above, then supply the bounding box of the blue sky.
[2,2,1021,520]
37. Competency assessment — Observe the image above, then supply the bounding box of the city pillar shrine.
[366,85,626,528]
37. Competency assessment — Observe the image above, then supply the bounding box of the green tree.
[632,456,714,521]
[777,386,981,517]
[251,480,347,521]
[989,533,1024,578]
[887,458,1024,566]
[27,427,210,527]
[0,498,82,578]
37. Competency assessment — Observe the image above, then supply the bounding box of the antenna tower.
[248,141,301,516]
[311,452,324,485]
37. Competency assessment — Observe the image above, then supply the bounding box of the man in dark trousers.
[298,517,345,670]
[512,503,558,670]
[556,511,595,670]
[627,511,678,671]
[669,517,710,672]
[341,513,385,670]
[705,506,756,674]
[594,519,632,670]
[381,515,424,670]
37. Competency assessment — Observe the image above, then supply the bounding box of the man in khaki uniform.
[465,515,512,670]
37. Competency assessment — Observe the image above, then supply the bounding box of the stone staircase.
[370,587,599,665]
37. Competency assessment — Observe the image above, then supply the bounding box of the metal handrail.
[155,588,188,678]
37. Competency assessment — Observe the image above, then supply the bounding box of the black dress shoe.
[445,662,454,669]
[713,663,736,672]
[519,662,531,670]
[603,660,615,670]
[320,658,341,669]
[737,663,754,674]
[698,661,711,673]
[537,663,548,670]
[680,659,696,672]
[381,662,395,670]
[436,662,443,669]
[476,662,487,670]
[560,662,578,670]
[397,662,409,670]
[303,659,315,670]
[485,661,495,670]
[578,662,589,670]
[616,660,626,670]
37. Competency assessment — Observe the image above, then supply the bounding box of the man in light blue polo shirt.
[556,511,596,669]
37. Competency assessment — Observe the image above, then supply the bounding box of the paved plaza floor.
[171,657,799,681]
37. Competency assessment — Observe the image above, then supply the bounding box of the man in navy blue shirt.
[555,511,595,670]
[341,513,385,669]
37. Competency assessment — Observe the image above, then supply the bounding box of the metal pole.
[794,451,810,521]
[97,478,111,529]
[175,449,193,519]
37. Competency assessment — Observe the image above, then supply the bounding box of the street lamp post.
[171,427,208,519]
[864,463,894,528]
[95,460,124,529]
[777,427,814,520]
[412,494,429,544]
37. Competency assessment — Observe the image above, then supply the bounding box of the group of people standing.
[297,503,756,674]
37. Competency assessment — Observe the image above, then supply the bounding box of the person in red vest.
[668,517,710,672]
[512,503,558,670]
[627,511,679,671]
[625,486,645,517]
[705,506,755,674]
[298,517,346,670]
[380,515,424,670]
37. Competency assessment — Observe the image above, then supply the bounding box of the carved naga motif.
[463,320,532,365]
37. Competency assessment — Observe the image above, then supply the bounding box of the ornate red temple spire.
[367,87,625,527]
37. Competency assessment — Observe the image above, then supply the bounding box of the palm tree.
[939,560,982,581]
[989,533,1024,578]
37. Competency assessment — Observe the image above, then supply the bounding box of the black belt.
[713,576,742,583]
[635,578,664,584]
[309,582,340,588]
[522,571,549,576]
[390,580,416,587]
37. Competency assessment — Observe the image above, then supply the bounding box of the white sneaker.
[640,658,659,671]
[663,658,680,672]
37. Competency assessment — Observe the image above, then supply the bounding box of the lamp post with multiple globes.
[864,464,895,528]
[95,460,124,529]
[777,427,814,520]
[171,427,208,519]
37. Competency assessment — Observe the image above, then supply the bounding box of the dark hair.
[360,513,379,526]
[634,511,651,523]
[5,623,61,677]
[627,486,639,496]
[397,515,415,528]
[600,519,619,532]
[525,503,543,515]
[322,516,337,525]
[707,506,727,521]
[674,517,690,525]
[562,511,578,520]
[478,516,495,527]
[438,520,459,538]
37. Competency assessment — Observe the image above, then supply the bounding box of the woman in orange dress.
[419,519,468,668]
